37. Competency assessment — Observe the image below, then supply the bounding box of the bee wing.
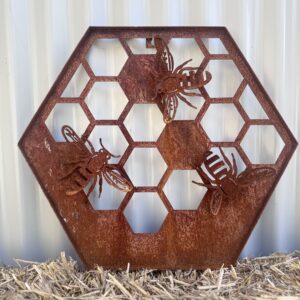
[63,172,86,196]
[210,191,223,215]
[102,165,133,192]
[62,125,91,155]
[154,37,174,73]
[237,167,276,186]
[163,94,178,123]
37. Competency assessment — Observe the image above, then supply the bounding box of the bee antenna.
[192,180,201,185]
[99,138,106,150]
[99,138,120,158]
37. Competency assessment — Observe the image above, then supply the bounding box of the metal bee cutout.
[60,125,133,198]
[193,148,276,215]
[153,37,212,123]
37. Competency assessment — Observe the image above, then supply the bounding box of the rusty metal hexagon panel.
[19,27,297,270]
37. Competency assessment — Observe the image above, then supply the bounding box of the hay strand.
[0,251,300,299]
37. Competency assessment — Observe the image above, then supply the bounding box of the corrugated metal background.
[0,0,299,265]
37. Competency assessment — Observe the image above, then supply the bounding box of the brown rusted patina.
[153,37,212,123]
[193,148,276,215]
[60,125,132,198]
[19,27,297,270]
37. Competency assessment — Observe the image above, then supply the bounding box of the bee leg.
[231,153,238,176]
[192,180,216,190]
[98,175,103,198]
[194,164,215,186]
[177,93,197,109]
[178,66,199,74]
[173,59,192,74]
[219,147,233,172]
[181,90,202,97]
[86,176,97,197]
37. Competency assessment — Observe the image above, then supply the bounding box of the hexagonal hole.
[124,148,167,187]
[204,60,243,98]
[200,104,244,142]
[239,86,268,119]
[124,104,165,141]
[86,38,128,76]
[88,125,128,164]
[126,38,157,54]
[61,64,90,98]
[123,192,168,233]
[175,96,205,121]
[45,103,89,142]
[208,147,246,175]
[168,38,204,69]
[201,38,228,55]
[241,125,285,164]
[163,170,206,210]
[85,179,126,210]
[85,82,128,120]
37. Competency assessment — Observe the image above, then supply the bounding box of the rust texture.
[18,27,297,270]
[153,37,212,123]
[193,148,276,215]
[60,125,132,198]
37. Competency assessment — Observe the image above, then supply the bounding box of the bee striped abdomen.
[180,72,197,89]
[72,167,92,188]
[203,151,228,181]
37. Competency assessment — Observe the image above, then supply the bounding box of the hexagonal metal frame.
[19,27,297,270]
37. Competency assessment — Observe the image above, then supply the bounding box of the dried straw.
[1,251,300,299]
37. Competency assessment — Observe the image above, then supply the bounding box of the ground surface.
[0,252,300,299]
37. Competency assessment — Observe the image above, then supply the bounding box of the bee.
[153,37,212,123]
[192,148,276,215]
[59,125,133,198]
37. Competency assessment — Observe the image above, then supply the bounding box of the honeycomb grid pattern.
[41,31,290,236]
[19,28,297,270]
[42,34,287,229]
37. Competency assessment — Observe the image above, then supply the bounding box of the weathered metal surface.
[193,148,276,215]
[19,27,297,270]
[153,37,212,123]
[59,125,132,198]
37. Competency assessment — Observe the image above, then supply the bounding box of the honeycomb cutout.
[19,27,297,270]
